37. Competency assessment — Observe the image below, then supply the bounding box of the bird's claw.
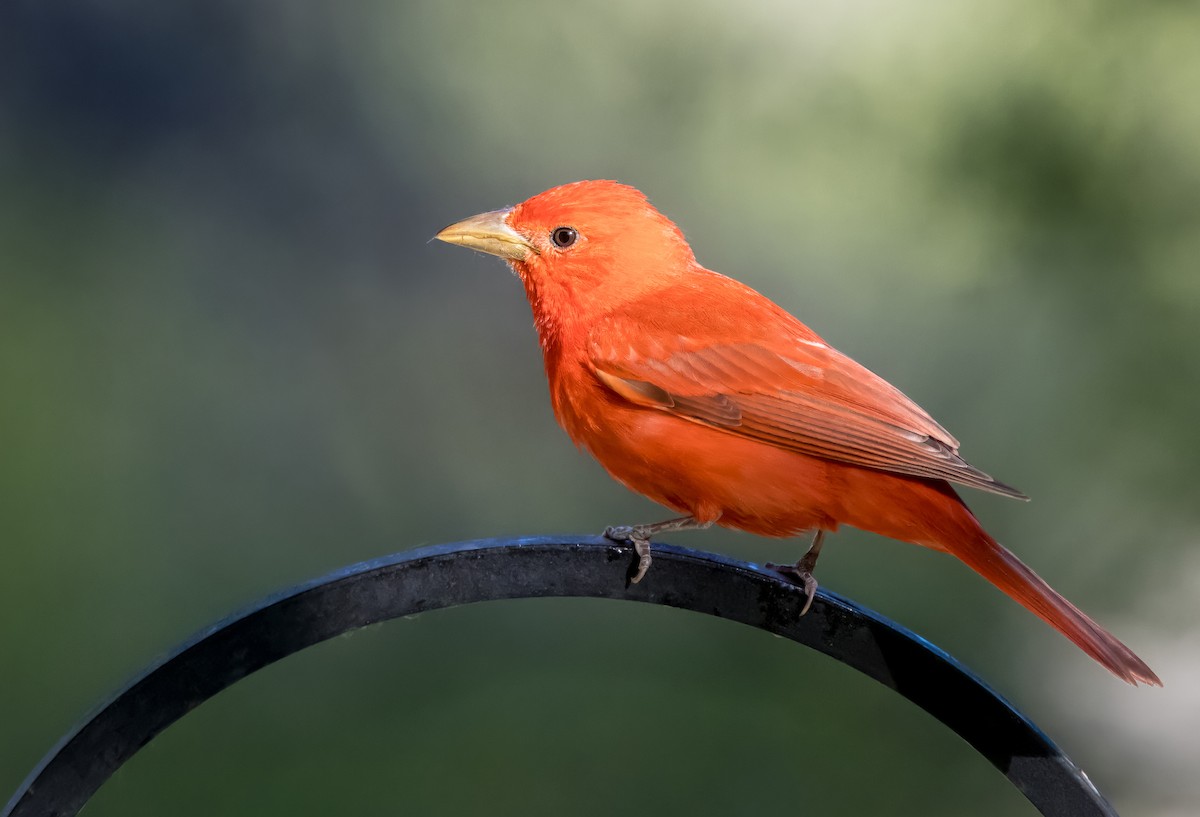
[604,525,652,584]
[766,562,819,615]
[604,525,634,541]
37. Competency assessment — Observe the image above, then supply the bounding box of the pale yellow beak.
[434,207,537,261]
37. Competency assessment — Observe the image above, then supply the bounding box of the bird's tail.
[947,521,1161,686]
[837,471,1160,685]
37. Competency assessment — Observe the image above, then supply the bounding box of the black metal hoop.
[3,537,1117,817]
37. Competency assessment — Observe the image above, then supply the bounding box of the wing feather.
[591,336,1026,500]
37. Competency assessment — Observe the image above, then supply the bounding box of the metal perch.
[2,536,1117,817]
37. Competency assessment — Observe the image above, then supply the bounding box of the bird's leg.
[767,530,826,616]
[604,516,713,584]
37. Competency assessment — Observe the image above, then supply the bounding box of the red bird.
[435,180,1160,686]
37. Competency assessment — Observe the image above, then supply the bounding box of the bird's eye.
[551,226,578,248]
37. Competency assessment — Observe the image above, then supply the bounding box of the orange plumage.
[436,179,1159,686]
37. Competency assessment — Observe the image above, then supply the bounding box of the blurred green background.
[2,1,1198,815]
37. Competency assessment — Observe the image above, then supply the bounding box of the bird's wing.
[589,328,1026,499]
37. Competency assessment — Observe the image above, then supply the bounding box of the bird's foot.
[604,525,653,584]
[766,560,818,616]
[767,531,825,615]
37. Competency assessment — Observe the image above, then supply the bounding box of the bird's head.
[435,180,696,316]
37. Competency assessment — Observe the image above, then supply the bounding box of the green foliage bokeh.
[2,2,1197,815]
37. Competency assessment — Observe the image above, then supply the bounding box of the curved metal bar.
[3,537,1117,817]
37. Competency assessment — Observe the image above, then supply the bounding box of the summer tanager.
[435,179,1159,686]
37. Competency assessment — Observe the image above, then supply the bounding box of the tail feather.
[953,529,1161,686]
[832,469,1159,685]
